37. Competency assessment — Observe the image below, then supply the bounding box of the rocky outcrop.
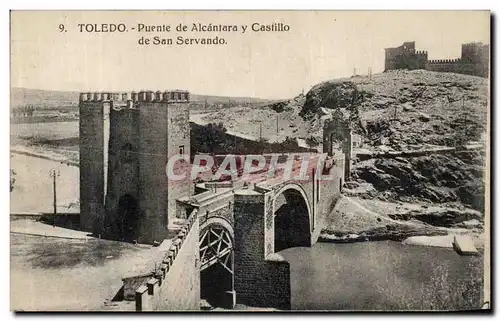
[352,152,485,212]
[300,70,488,149]
[300,81,367,119]
[388,208,482,228]
[320,223,448,243]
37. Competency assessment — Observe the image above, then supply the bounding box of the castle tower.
[322,110,351,180]
[102,92,141,241]
[79,90,192,244]
[385,41,428,71]
[79,92,110,234]
[135,90,191,243]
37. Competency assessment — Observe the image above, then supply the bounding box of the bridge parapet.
[128,209,200,311]
[122,150,346,311]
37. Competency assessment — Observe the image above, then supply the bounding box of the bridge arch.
[271,183,312,252]
[199,217,234,308]
[200,217,234,240]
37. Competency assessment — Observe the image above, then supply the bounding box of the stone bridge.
[128,153,345,311]
[78,90,352,311]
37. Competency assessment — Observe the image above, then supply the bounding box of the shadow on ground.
[11,234,141,269]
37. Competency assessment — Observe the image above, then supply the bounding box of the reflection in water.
[279,241,483,311]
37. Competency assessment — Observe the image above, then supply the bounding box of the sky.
[10,11,490,99]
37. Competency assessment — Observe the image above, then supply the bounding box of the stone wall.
[104,108,140,238]
[199,201,234,228]
[190,122,313,156]
[79,91,193,244]
[384,42,428,71]
[79,97,106,233]
[137,101,170,243]
[312,155,344,243]
[426,61,488,78]
[323,111,352,179]
[167,102,192,225]
[134,210,200,311]
[385,41,489,78]
[233,191,291,310]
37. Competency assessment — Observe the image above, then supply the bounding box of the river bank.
[319,195,484,248]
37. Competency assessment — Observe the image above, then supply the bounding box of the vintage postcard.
[9,10,491,311]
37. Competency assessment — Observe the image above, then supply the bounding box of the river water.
[279,241,483,311]
[11,121,79,141]
[10,153,79,213]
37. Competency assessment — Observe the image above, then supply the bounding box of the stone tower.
[79,90,192,244]
[322,110,352,180]
[79,92,110,234]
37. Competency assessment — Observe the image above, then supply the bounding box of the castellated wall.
[385,41,489,78]
[426,59,489,78]
[134,210,201,311]
[385,50,428,71]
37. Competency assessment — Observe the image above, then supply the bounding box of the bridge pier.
[233,189,291,310]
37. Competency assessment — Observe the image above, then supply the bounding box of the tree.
[305,136,320,148]
[199,122,229,154]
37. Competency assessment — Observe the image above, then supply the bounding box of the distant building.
[11,105,35,119]
[384,41,489,78]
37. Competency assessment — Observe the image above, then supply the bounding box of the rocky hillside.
[199,70,488,222]
[199,70,488,151]
[301,70,488,150]
[301,70,488,218]
[196,94,309,143]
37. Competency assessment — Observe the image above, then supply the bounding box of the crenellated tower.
[79,90,192,244]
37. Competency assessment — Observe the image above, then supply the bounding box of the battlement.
[79,90,190,103]
[462,42,485,48]
[385,40,488,77]
[428,58,462,64]
[132,209,199,311]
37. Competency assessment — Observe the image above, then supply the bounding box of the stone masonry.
[80,89,348,310]
[385,41,489,78]
[79,90,192,244]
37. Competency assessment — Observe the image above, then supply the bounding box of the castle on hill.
[384,41,489,78]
